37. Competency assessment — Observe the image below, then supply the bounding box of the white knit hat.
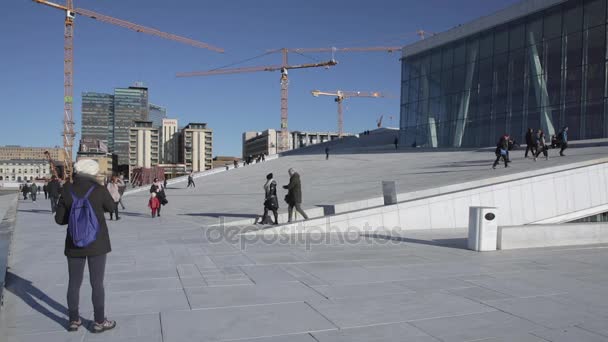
[74,159,99,176]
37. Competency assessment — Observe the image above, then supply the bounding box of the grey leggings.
[67,254,106,323]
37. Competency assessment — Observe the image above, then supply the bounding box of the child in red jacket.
[148,192,160,218]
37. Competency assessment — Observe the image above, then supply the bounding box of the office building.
[0,160,51,182]
[181,123,213,172]
[128,121,160,172]
[0,146,67,163]
[161,118,179,164]
[400,0,608,148]
[81,92,114,145]
[112,86,149,165]
[149,103,167,128]
[242,129,346,158]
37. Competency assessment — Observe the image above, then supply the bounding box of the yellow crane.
[311,90,385,137]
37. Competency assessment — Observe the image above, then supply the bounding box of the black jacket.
[55,175,114,257]
[284,173,303,205]
[47,179,61,197]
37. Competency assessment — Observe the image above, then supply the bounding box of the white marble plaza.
[2,147,608,341]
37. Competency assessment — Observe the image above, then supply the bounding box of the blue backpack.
[68,186,100,247]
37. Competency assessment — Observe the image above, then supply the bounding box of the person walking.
[48,175,61,214]
[283,168,309,222]
[148,192,160,218]
[261,173,279,225]
[38,184,41,195]
[117,175,126,210]
[150,178,167,217]
[30,182,38,202]
[325,147,330,160]
[43,182,48,199]
[534,129,549,161]
[187,172,195,188]
[492,134,510,169]
[106,176,124,221]
[558,126,569,156]
[524,128,535,158]
[21,182,30,200]
[54,159,116,333]
[394,137,399,150]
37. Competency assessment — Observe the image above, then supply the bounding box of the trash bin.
[468,206,498,251]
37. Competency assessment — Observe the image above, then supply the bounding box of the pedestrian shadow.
[362,233,468,250]
[17,209,51,214]
[116,211,149,218]
[180,213,258,219]
[4,271,73,329]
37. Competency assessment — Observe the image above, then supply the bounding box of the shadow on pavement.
[17,209,52,214]
[363,234,468,250]
[4,271,71,329]
[180,213,258,219]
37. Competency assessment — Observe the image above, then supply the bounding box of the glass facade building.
[112,86,149,165]
[81,92,114,145]
[149,103,167,129]
[400,0,608,148]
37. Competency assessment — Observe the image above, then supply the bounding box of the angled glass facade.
[400,0,608,147]
[149,103,167,128]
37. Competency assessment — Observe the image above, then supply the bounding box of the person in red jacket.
[148,192,160,218]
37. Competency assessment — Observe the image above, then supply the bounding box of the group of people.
[20,177,62,212]
[258,168,308,225]
[244,154,266,166]
[493,126,569,169]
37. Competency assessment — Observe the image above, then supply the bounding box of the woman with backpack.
[54,159,116,333]
[150,178,167,217]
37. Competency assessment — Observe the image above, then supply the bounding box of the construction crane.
[32,0,224,180]
[177,46,400,152]
[311,90,385,137]
[44,151,60,180]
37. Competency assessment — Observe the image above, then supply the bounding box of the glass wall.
[400,0,608,147]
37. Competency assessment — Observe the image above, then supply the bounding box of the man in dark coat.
[524,128,535,158]
[54,159,116,333]
[492,134,511,169]
[47,175,61,214]
[283,168,309,222]
[43,182,48,199]
[30,182,38,202]
[21,182,29,200]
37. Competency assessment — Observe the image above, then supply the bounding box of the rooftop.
[402,0,566,57]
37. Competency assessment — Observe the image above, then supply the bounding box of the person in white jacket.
[106,176,124,220]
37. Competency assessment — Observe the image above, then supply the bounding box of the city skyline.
[1,0,522,157]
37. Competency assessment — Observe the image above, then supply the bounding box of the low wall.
[244,158,608,235]
[498,223,608,250]
[0,194,19,308]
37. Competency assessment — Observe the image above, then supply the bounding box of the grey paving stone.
[311,281,412,300]
[484,295,600,329]
[209,253,256,267]
[312,322,440,342]
[446,286,514,302]
[221,333,317,342]
[465,276,566,298]
[105,277,183,293]
[531,326,608,342]
[176,264,203,279]
[6,331,85,342]
[239,265,298,284]
[577,317,608,338]
[310,292,495,328]
[161,303,337,341]
[185,282,326,309]
[105,289,190,315]
[410,310,544,342]
[84,313,161,342]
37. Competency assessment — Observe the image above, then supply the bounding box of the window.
[494,27,509,54]
[510,21,525,50]
[543,9,562,39]
[564,2,583,34]
[442,46,454,70]
[526,16,543,45]
[480,33,493,59]
[584,0,606,29]
[585,25,605,65]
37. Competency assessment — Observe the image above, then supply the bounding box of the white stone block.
[429,200,456,229]
[468,207,498,252]
[399,204,431,230]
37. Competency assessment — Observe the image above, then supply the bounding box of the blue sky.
[1,0,519,157]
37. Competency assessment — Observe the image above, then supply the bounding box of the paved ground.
[126,146,608,226]
[2,196,608,341]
